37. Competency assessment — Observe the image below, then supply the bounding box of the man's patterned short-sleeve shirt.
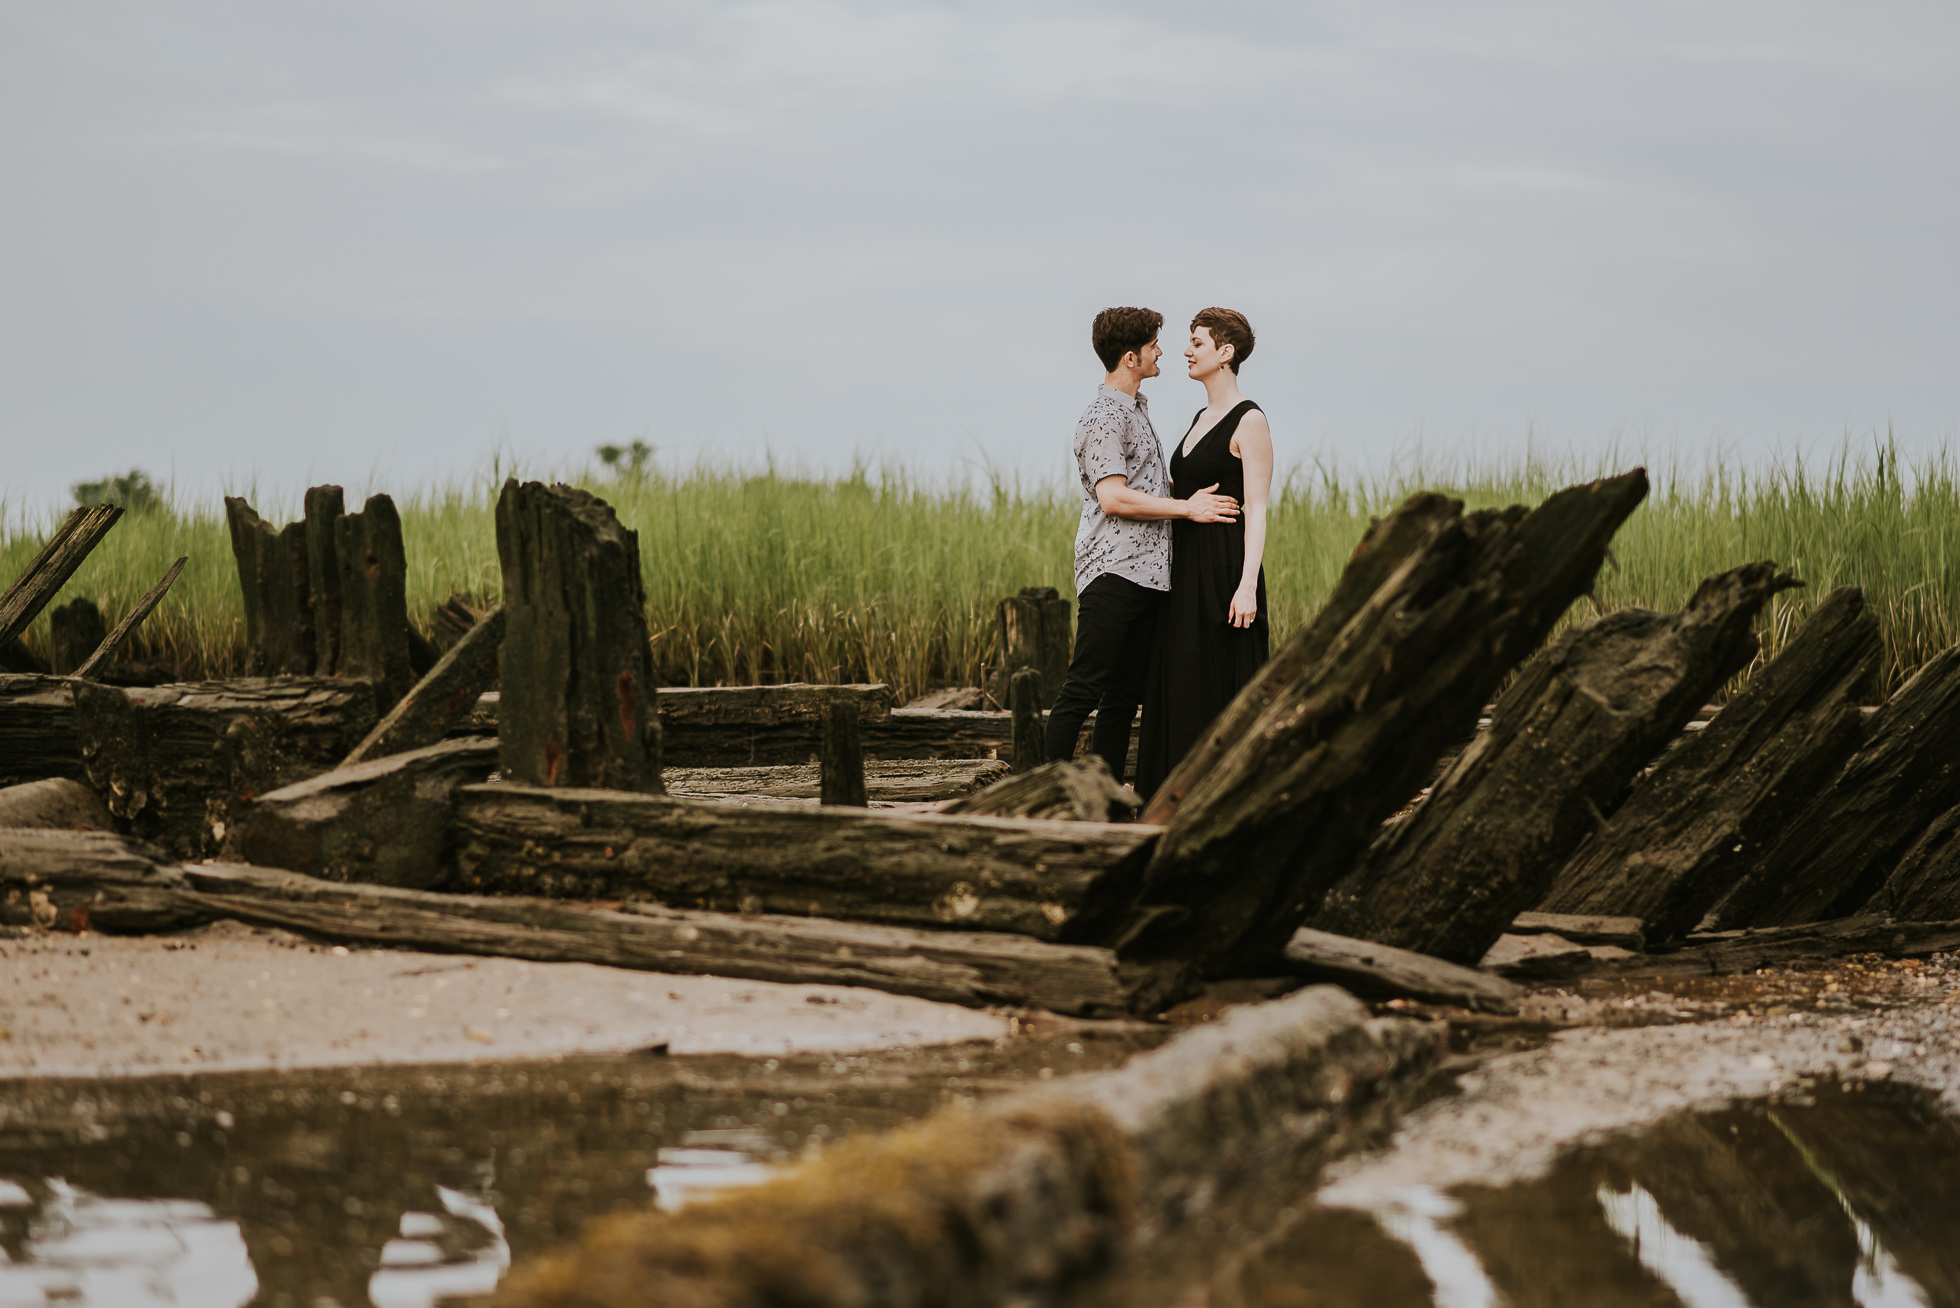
[1072,384,1172,595]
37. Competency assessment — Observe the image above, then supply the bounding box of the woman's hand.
[1229,583,1258,628]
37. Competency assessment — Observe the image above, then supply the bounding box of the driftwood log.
[450,783,1157,941]
[1280,926,1522,1014]
[662,759,1009,804]
[819,701,868,807]
[1537,586,1880,943]
[73,677,380,859]
[1711,642,1960,929]
[225,496,315,675]
[1313,563,1793,966]
[343,605,505,766]
[0,505,125,651]
[225,737,499,887]
[495,480,660,791]
[0,676,83,786]
[333,493,414,706]
[1109,471,1650,1009]
[943,757,1139,823]
[70,557,188,681]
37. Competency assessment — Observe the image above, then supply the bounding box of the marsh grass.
[5,445,1958,701]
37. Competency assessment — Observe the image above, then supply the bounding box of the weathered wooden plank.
[70,557,189,681]
[1710,642,1960,929]
[1536,585,1879,944]
[1508,911,1645,949]
[1281,926,1522,1014]
[819,701,868,807]
[662,758,1010,804]
[1110,472,1651,1010]
[495,480,661,791]
[0,675,83,786]
[0,828,198,933]
[1313,563,1791,966]
[74,677,380,859]
[1587,914,1960,978]
[226,737,499,887]
[224,497,314,675]
[178,861,1128,1016]
[0,505,125,649]
[943,757,1139,823]
[342,605,505,766]
[334,493,414,708]
[450,782,1158,941]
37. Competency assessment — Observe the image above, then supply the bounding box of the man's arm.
[1096,475,1239,523]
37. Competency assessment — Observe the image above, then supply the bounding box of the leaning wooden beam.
[449,783,1159,941]
[496,480,660,791]
[0,505,125,649]
[1710,641,1960,929]
[1281,927,1522,1014]
[1110,471,1650,1010]
[227,737,499,887]
[1536,585,1879,945]
[1867,803,1960,922]
[71,556,189,681]
[176,861,1130,1016]
[73,677,381,859]
[1313,563,1794,966]
[342,605,505,766]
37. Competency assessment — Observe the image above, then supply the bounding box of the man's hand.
[1184,483,1241,523]
[1229,582,1259,628]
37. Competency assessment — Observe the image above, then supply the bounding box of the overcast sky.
[4,1,1956,514]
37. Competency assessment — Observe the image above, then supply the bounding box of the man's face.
[1132,337,1163,379]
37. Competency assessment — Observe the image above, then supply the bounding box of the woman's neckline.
[1181,398,1255,459]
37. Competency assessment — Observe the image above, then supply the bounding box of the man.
[1045,306,1240,784]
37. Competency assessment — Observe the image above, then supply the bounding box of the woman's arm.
[1229,412,1274,628]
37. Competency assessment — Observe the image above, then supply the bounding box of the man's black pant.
[1044,573,1161,785]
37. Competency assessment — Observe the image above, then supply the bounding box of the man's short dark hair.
[1191,307,1255,373]
[1092,307,1164,372]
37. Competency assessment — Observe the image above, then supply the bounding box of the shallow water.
[3,1045,1957,1308]
[0,1028,1155,1308]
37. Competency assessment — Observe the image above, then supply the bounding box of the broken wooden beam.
[1535,585,1880,944]
[225,737,499,887]
[1709,641,1960,929]
[1313,562,1794,966]
[943,757,1139,824]
[0,505,125,650]
[1108,471,1651,1010]
[495,480,661,791]
[819,700,868,807]
[333,493,414,707]
[449,782,1158,941]
[73,677,381,859]
[1281,926,1522,1014]
[225,496,316,675]
[70,557,189,681]
[342,605,505,766]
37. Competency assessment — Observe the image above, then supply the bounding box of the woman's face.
[1185,326,1231,379]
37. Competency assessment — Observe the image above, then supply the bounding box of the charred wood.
[819,701,869,807]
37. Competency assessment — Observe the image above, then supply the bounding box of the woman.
[1136,307,1273,798]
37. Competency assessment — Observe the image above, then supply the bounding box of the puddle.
[0,1028,1158,1308]
[1111,1081,1960,1308]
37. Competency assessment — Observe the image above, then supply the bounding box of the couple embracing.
[1043,305,1272,799]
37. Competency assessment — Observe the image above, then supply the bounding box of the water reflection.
[0,1029,1153,1307]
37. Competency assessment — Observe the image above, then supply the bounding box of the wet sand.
[0,921,1010,1079]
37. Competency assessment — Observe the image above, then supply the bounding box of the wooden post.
[820,700,868,806]
[1108,471,1650,1012]
[495,480,662,792]
[0,505,124,649]
[1311,563,1795,966]
[224,497,314,675]
[303,485,345,675]
[1537,586,1880,944]
[334,493,413,708]
[71,557,188,681]
[48,598,106,674]
[1009,667,1044,773]
[995,587,1073,708]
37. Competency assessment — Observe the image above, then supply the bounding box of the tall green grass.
[5,445,1958,701]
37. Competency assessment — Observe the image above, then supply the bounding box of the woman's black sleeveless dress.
[1137,400,1270,797]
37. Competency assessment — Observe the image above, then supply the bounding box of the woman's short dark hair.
[1191,307,1254,373]
[1092,307,1164,372]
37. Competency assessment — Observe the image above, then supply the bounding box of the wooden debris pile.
[10,470,1960,1019]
